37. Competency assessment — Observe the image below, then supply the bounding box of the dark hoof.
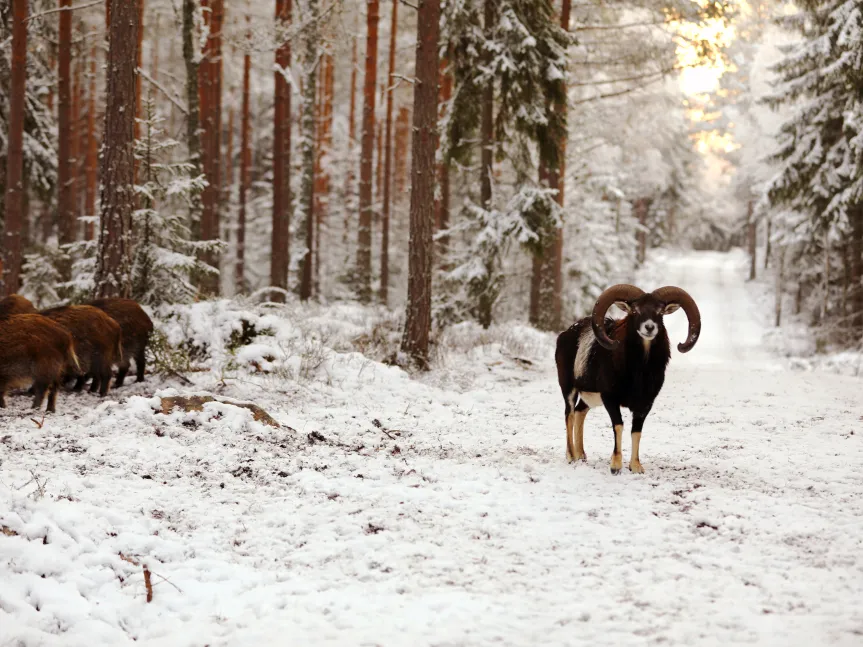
[610,467,621,475]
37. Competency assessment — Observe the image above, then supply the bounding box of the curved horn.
[652,286,701,353]
[591,284,645,350]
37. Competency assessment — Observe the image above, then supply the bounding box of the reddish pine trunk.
[58,0,75,245]
[225,107,234,200]
[379,0,398,305]
[376,120,383,205]
[271,0,292,298]
[94,0,139,298]
[200,0,224,294]
[236,31,251,293]
[72,48,82,225]
[435,53,452,257]
[400,0,440,367]
[394,106,410,196]
[313,54,333,296]
[135,0,145,147]
[344,17,359,245]
[85,40,98,241]
[2,0,28,295]
[357,0,380,304]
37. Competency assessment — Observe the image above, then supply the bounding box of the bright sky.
[673,1,745,154]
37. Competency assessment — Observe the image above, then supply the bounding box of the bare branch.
[27,0,103,22]
[138,68,189,115]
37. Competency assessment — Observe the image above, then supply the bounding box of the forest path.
[1,251,862,646]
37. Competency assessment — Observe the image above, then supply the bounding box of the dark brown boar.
[88,298,154,386]
[40,305,123,396]
[0,294,37,317]
[0,314,79,412]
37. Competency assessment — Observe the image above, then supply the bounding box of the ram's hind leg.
[573,408,588,461]
[564,392,576,463]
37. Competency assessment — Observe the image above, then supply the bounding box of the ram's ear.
[614,301,632,314]
[663,303,681,315]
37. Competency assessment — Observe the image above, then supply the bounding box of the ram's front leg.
[630,411,649,474]
[601,395,624,475]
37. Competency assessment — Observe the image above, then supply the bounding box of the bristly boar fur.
[0,294,37,317]
[0,314,79,412]
[40,305,123,397]
[88,298,154,386]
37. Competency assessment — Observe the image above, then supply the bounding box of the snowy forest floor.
[2,250,862,646]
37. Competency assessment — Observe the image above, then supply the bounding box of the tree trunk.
[313,53,334,297]
[357,0,380,304]
[543,0,571,331]
[529,162,548,326]
[823,229,830,321]
[636,198,648,265]
[298,0,319,302]
[400,0,440,368]
[200,0,223,294]
[58,0,75,245]
[435,53,452,259]
[775,247,784,327]
[135,0,145,148]
[72,47,82,226]
[380,0,398,305]
[2,0,27,296]
[748,199,756,281]
[851,203,863,333]
[182,0,202,183]
[394,106,410,196]
[344,15,358,246]
[476,0,495,329]
[85,39,98,241]
[764,218,771,270]
[235,31,251,294]
[225,107,234,201]
[842,241,850,322]
[480,0,494,213]
[94,0,139,298]
[272,0,292,299]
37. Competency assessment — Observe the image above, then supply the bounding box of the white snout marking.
[638,319,659,340]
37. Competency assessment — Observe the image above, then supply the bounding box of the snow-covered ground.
[2,250,862,646]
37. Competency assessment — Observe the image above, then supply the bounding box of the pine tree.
[401,0,441,368]
[766,0,863,339]
[380,0,398,306]
[57,0,75,245]
[93,0,139,298]
[357,0,380,304]
[130,98,214,304]
[441,0,568,328]
[2,0,28,295]
[297,0,320,301]
[272,0,292,299]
